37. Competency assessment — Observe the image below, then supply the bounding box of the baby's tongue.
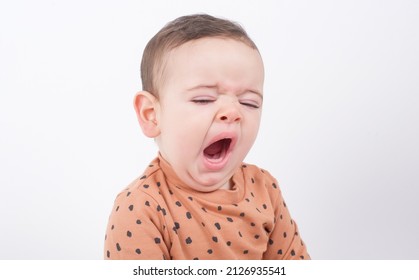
[204,140,223,159]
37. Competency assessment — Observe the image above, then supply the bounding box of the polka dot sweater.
[104,155,310,260]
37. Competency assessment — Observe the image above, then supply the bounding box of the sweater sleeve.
[262,176,310,260]
[104,187,171,260]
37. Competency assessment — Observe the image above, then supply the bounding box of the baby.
[104,14,310,260]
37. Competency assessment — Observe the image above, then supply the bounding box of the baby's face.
[156,37,264,192]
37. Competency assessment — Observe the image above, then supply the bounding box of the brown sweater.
[104,155,310,260]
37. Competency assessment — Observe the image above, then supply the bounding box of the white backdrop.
[1,0,418,259]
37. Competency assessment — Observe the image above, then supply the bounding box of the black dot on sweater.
[269,239,274,245]
[238,231,243,238]
[245,198,250,202]
[272,183,277,189]
[250,222,255,227]
[212,236,218,242]
[161,208,167,216]
[226,241,232,246]
[126,192,131,197]
[291,219,294,225]
[136,219,141,225]
[240,212,245,217]
[233,203,239,207]
[291,250,296,256]
[201,207,207,213]
[300,255,305,259]
[227,217,233,222]
[263,204,267,209]
[136,249,141,255]
[243,250,249,254]
[106,250,110,258]
[157,205,162,212]
[188,197,193,201]
[157,182,161,187]
[169,189,173,195]
[128,205,134,211]
[256,208,261,213]
[280,214,283,220]
[115,206,119,212]
[283,232,287,238]
[175,201,182,207]
[185,237,192,244]
[277,249,283,255]
[186,212,192,219]
[207,249,213,254]
[143,184,149,189]
[251,178,255,183]
[111,225,114,230]
[250,192,255,197]
[254,235,260,239]
[217,206,222,211]
[154,238,161,244]
[201,222,206,227]
[214,223,221,230]
[140,175,146,179]
[145,201,150,207]
[283,201,287,208]
[127,231,132,237]
[174,222,180,229]
[116,243,121,251]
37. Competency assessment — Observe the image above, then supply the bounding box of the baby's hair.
[140,14,258,97]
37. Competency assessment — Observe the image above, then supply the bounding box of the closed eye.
[240,102,260,109]
[192,99,214,104]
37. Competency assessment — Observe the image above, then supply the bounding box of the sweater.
[104,155,310,260]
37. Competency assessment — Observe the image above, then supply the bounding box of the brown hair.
[140,14,258,96]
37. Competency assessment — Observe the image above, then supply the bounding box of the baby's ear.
[133,91,161,138]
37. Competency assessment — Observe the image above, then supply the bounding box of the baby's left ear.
[133,91,161,138]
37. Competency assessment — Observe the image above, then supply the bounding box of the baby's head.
[134,14,264,192]
[140,14,259,97]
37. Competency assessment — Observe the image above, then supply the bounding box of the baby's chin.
[187,168,235,192]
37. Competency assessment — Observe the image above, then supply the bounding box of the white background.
[0,0,418,259]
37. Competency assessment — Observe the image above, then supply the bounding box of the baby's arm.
[262,178,310,260]
[104,189,170,260]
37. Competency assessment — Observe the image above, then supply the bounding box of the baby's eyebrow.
[186,85,217,92]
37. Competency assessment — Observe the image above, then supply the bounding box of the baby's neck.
[219,179,233,190]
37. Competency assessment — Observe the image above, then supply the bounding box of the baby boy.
[104,14,310,260]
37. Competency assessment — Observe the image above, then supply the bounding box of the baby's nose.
[217,104,242,123]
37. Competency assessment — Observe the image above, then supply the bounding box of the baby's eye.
[192,99,214,104]
[240,101,260,109]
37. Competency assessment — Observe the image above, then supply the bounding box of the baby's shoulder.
[241,162,278,184]
[114,161,166,206]
[241,163,282,207]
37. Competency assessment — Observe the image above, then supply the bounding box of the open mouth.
[203,138,232,161]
